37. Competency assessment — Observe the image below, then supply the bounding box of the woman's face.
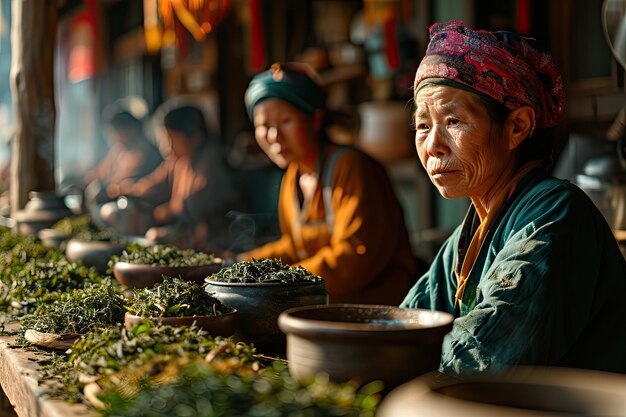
[414,85,514,200]
[252,98,319,169]
[167,128,196,157]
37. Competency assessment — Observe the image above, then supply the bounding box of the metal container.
[204,279,328,353]
[14,191,73,236]
[577,174,626,230]
[576,153,626,230]
[278,304,454,390]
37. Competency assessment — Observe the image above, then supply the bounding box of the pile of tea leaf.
[127,276,232,317]
[207,258,323,284]
[39,322,257,403]
[0,256,103,316]
[97,358,380,417]
[92,353,260,408]
[37,321,381,415]
[68,322,254,377]
[0,231,52,268]
[109,243,218,268]
[52,214,124,243]
[19,280,127,338]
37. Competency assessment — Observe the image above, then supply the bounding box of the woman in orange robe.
[237,63,416,304]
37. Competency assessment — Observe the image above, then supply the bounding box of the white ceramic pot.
[357,101,414,163]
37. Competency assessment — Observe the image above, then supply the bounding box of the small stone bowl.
[278,304,454,390]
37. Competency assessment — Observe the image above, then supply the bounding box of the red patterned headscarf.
[414,21,565,129]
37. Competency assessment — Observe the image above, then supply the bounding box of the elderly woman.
[401,21,626,376]
[238,62,416,304]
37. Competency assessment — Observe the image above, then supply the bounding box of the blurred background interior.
[0,0,625,259]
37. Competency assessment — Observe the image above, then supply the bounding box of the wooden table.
[0,332,95,417]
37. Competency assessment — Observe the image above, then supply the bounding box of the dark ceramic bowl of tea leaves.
[204,258,328,353]
[111,243,224,289]
[125,276,237,337]
[56,215,130,273]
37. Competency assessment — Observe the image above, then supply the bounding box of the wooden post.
[9,0,57,216]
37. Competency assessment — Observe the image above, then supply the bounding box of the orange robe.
[240,147,416,304]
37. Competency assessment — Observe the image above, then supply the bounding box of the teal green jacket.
[401,169,626,376]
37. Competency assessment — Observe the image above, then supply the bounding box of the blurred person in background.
[84,104,162,232]
[107,104,240,249]
[234,62,416,305]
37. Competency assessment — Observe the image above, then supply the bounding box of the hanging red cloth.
[68,0,100,83]
[516,0,532,36]
[249,0,266,72]
[174,18,190,60]
[383,9,400,71]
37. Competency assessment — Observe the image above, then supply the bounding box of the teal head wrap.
[244,62,326,120]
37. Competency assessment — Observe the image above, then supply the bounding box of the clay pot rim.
[124,310,239,337]
[204,278,326,287]
[124,310,238,321]
[278,303,454,336]
[114,260,224,271]
[38,228,70,239]
[14,211,70,222]
[378,367,626,417]
[67,237,128,248]
[420,367,626,393]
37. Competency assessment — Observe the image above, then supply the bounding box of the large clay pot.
[124,311,238,337]
[14,191,74,236]
[278,304,454,390]
[357,101,415,163]
[377,367,626,417]
[204,279,328,353]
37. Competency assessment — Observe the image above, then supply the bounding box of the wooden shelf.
[0,328,95,417]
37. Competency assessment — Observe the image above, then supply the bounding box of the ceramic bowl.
[204,279,329,353]
[37,228,70,250]
[377,367,626,417]
[65,238,128,274]
[278,304,454,389]
[113,261,224,289]
[124,310,238,337]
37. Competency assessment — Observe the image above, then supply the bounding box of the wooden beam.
[9,0,57,216]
